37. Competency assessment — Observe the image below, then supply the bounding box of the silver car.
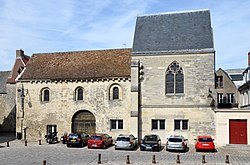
[115,134,138,150]
[166,135,188,151]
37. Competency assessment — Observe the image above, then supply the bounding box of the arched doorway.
[71,110,96,134]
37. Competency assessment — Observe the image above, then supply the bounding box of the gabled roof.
[20,48,131,81]
[0,71,11,93]
[132,9,214,53]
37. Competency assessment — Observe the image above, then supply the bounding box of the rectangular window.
[216,76,223,88]
[218,93,223,103]
[47,125,57,134]
[110,120,123,130]
[174,120,188,130]
[227,93,234,103]
[152,119,165,130]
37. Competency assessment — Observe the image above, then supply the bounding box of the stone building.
[0,50,29,133]
[16,9,216,144]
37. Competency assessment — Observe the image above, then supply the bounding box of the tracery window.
[166,61,184,94]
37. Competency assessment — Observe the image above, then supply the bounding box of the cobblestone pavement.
[1,139,250,165]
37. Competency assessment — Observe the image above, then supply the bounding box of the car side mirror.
[194,139,197,141]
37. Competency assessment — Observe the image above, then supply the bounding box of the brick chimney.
[16,49,24,58]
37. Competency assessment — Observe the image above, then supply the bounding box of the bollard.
[25,140,27,146]
[43,160,46,165]
[126,155,130,164]
[176,154,180,164]
[98,154,101,164]
[39,140,41,145]
[202,155,206,163]
[225,155,230,164]
[152,155,156,164]
[7,141,10,147]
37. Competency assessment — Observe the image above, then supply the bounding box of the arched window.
[41,88,50,102]
[166,61,184,94]
[75,87,84,101]
[109,84,122,100]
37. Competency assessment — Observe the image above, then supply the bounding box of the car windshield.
[168,138,182,142]
[143,135,157,142]
[90,136,102,140]
[117,137,130,141]
[199,138,213,142]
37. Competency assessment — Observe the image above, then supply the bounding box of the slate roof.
[0,71,11,93]
[20,49,131,81]
[132,9,214,53]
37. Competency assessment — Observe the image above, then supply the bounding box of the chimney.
[16,49,24,58]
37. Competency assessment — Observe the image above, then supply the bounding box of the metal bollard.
[176,154,180,163]
[202,155,206,163]
[152,155,156,164]
[126,155,130,164]
[39,140,41,145]
[25,140,27,146]
[7,141,10,147]
[98,154,101,164]
[225,155,230,164]
[43,160,46,165]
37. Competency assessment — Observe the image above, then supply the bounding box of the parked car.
[115,134,138,150]
[140,134,161,151]
[67,133,89,147]
[87,133,113,149]
[166,135,188,151]
[195,135,215,152]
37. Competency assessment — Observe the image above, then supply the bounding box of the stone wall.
[16,79,132,141]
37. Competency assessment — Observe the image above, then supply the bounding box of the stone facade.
[16,79,132,141]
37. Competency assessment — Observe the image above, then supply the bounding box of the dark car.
[87,133,113,149]
[67,133,89,147]
[140,134,161,151]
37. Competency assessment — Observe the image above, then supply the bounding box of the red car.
[87,133,113,149]
[195,135,215,152]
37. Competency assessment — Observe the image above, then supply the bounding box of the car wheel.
[67,144,70,147]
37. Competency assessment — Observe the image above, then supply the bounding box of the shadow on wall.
[0,106,16,134]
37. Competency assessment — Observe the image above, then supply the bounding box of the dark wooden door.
[229,119,247,144]
[72,110,96,135]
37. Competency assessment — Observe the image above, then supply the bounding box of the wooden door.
[229,119,247,144]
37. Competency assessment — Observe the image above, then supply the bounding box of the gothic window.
[41,88,50,102]
[75,87,84,101]
[166,61,184,94]
[109,84,122,100]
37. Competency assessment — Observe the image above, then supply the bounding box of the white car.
[166,135,188,151]
[115,134,138,150]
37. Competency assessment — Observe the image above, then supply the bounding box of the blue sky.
[0,0,249,71]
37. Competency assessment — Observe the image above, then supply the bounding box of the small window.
[152,119,165,130]
[110,120,123,130]
[75,87,84,101]
[41,88,50,102]
[174,120,188,130]
[227,93,234,103]
[109,84,122,100]
[216,76,223,88]
[217,93,223,103]
[113,87,119,100]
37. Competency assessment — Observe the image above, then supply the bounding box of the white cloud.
[0,0,249,71]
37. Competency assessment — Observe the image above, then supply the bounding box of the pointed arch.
[166,61,184,94]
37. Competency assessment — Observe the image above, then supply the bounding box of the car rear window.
[143,135,157,142]
[168,138,182,142]
[117,137,130,141]
[199,138,213,142]
[68,134,79,139]
[90,136,102,140]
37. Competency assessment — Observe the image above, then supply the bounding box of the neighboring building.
[215,68,240,109]
[215,53,250,146]
[0,50,30,133]
[16,9,216,144]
